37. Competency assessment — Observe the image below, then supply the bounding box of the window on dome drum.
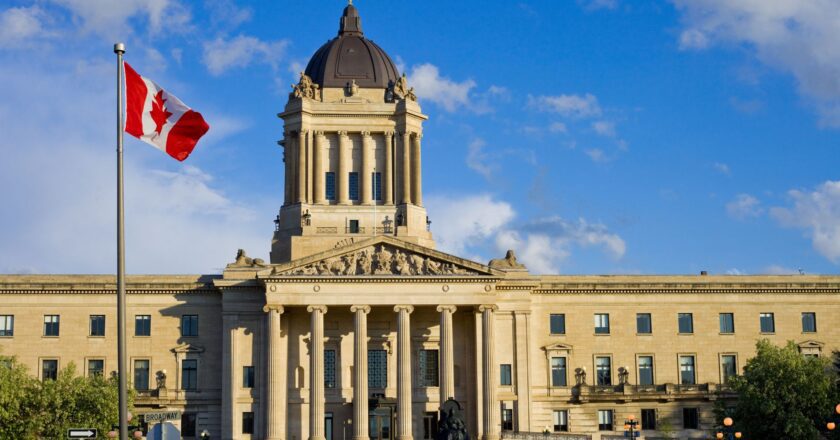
[0,315,14,336]
[419,349,439,387]
[641,409,657,430]
[325,349,336,388]
[721,355,737,383]
[500,364,512,385]
[594,313,610,334]
[372,172,382,201]
[638,356,654,386]
[181,359,197,390]
[325,413,334,440]
[44,315,59,336]
[636,313,652,334]
[550,357,567,386]
[134,359,149,390]
[135,315,151,336]
[368,349,387,388]
[550,314,566,334]
[501,408,513,431]
[349,172,359,201]
[242,412,254,434]
[596,356,612,385]
[181,413,196,437]
[89,315,105,337]
[553,410,569,432]
[802,312,817,332]
[42,359,58,381]
[181,314,198,337]
[719,313,735,333]
[678,313,693,334]
[683,408,699,429]
[243,366,255,388]
[679,355,696,385]
[598,409,613,431]
[759,312,775,333]
[88,359,104,377]
[325,172,336,200]
[423,412,438,439]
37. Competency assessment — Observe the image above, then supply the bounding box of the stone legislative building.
[1,4,839,440]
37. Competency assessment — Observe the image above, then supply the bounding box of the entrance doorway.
[369,407,393,440]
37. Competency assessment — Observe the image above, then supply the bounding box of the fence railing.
[501,432,591,440]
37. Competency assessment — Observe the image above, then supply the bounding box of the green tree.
[0,354,39,439]
[723,339,838,440]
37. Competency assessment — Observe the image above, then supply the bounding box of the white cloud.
[761,264,800,275]
[51,0,191,38]
[425,194,515,256]
[591,120,616,137]
[0,6,46,47]
[466,138,494,180]
[672,0,840,126]
[528,93,602,118]
[725,268,746,275]
[726,193,763,219]
[585,148,608,162]
[713,162,731,175]
[407,63,477,112]
[549,122,568,133]
[769,181,840,263]
[202,34,289,75]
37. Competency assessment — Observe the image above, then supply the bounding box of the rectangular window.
[682,408,699,429]
[641,408,657,430]
[349,171,360,201]
[760,312,775,333]
[181,315,198,337]
[0,315,14,336]
[325,172,336,201]
[182,359,198,390]
[242,412,254,434]
[679,355,696,385]
[372,172,382,201]
[802,312,817,333]
[348,219,360,234]
[551,357,567,387]
[501,408,514,431]
[596,356,612,385]
[325,349,336,388]
[423,412,438,440]
[598,409,613,431]
[721,355,737,383]
[89,315,105,337]
[88,359,104,377]
[550,314,566,334]
[594,313,610,334]
[678,313,694,334]
[419,349,439,387]
[134,315,151,336]
[638,356,654,386]
[181,413,197,437]
[325,413,334,440]
[44,315,59,336]
[636,313,652,334]
[42,359,58,381]
[553,410,569,432]
[243,366,255,388]
[368,349,387,388]
[134,359,150,390]
[719,313,735,333]
[500,364,512,385]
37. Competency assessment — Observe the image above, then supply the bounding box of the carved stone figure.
[291,72,320,100]
[346,79,360,97]
[618,366,630,385]
[283,244,483,276]
[229,249,266,267]
[575,367,587,385]
[358,250,372,274]
[488,249,526,270]
[156,370,167,389]
[373,245,393,274]
[388,73,417,101]
[425,258,443,275]
[437,399,468,440]
[394,250,411,275]
[341,253,357,275]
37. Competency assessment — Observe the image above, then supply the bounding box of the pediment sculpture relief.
[291,72,321,100]
[279,245,481,276]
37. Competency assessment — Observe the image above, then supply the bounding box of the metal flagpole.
[114,42,129,440]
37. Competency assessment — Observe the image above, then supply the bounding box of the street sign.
[144,410,181,423]
[147,422,180,440]
[623,431,641,438]
[67,428,98,439]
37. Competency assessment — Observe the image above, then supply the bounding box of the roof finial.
[348,0,352,4]
[339,0,362,35]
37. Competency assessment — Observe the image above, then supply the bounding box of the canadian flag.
[124,62,209,161]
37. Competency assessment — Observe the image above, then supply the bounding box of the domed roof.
[304,3,400,89]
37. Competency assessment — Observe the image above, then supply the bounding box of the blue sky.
[0,0,838,275]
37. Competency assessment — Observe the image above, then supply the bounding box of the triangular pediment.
[797,339,824,349]
[264,236,501,277]
[543,342,574,352]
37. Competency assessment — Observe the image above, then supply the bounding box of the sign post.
[67,428,98,439]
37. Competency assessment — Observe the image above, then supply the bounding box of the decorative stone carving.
[291,72,320,100]
[387,73,417,102]
[156,370,167,389]
[281,244,481,276]
[488,249,526,270]
[575,367,587,385]
[346,79,360,97]
[437,398,468,440]
[228,249,267,268]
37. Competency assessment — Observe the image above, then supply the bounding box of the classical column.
[411,133,422,206]
[437,305,456,401]
[306,129,314,203]
[479,305,499,440]
[394,305,414,440]
[297,129,308,204]
[338,131,350,205]
[289,133,298,204]
[264,305,286,440]
[308,305,328,440]
[399,132,411,205]
[282,137,290,206]
[313,131,326,205]
[361,132,372,205]
[351,305,371,440]
[383,131,394,205]
[221,314,238,438]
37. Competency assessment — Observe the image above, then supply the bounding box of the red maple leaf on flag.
[150,90,172,136]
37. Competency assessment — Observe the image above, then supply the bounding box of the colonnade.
[257,304,498,440]
[283,130,423,207]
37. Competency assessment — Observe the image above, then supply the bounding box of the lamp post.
[200,429,211,439]
[716,417,742,440]
[826,402,840,432]
[623,414,639,438]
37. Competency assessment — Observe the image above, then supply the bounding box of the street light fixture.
[716,416,742,439]
[200,429,211,439]
[108,412,143,439]
[826,402,840,431]
[623,414,639,438]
